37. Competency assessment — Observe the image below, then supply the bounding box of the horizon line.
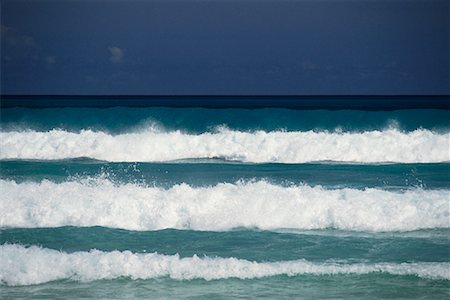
[1,94,448,110]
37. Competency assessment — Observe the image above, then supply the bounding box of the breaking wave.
[1,128,449,163]
[1,179,448,232]
[1,245,448,286]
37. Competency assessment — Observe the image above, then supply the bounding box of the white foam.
[0,244,448,286]
[1,179,448,232]
[1,128,448,163]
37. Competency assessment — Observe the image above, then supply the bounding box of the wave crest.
[1,128,448,163]
[1,245,448,286]
[1,179,448,232]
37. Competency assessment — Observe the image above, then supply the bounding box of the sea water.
[1,105,449,299]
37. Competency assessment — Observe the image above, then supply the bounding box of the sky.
[1,0,448,95]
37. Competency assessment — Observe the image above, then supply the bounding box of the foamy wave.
[1,179,448,232]
[1,244,448,286]
[1,128,448,163]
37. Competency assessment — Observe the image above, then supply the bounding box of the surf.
[1,179,448,232]
[1,244,448,286]
[1,128,449,163]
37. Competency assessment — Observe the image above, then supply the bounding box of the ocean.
[1,102,449,299]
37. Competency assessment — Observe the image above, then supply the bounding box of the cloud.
[1,25,36,48]
[1,25,38,63]
[108,46,123,64]
[46,56,56,65]
[301,60,316,71]
[0,25,10,35]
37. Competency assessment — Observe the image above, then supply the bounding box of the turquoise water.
[1,106,449,298]
[2,227,449,262]
[4,274,448,300]
[2,107,449,133]
[2,160,449,189]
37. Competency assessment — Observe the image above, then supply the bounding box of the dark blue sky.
[1,0,448,95]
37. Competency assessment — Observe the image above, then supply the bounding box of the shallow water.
[1,105,449,298]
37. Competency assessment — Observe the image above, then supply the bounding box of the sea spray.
[1,179,449,232]
[1,244,449,286]
[1,128,449,163]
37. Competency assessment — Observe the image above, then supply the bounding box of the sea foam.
[0,245,448,286]
[1,179,448,232]
[1,128,448,163]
